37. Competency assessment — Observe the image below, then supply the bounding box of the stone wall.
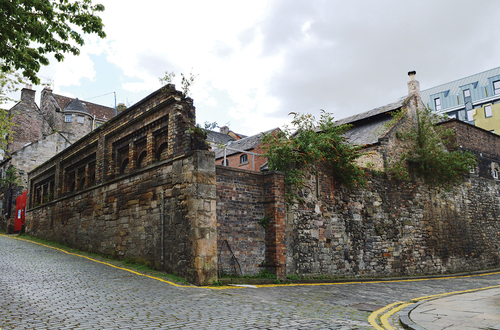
[439,119,500,180]
[26,85,217,285]
[216,166,285,277]
[286,170,500,278]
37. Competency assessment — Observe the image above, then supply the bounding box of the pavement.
[1,234,500,330]
[399,288,500,330]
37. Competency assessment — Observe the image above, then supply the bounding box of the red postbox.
[14,190,27,232]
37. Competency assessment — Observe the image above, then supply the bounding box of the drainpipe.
[161,190,165,271]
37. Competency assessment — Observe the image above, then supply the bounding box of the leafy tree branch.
[262,111,365,203]
[0,0,106,84]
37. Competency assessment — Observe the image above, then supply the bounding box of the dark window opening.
[240,154,248,164]
[120,158,129,174]
[137,151,147,169]
[156,142,168,162]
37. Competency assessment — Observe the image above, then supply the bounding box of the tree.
[0,69,24,104]
[0,0,106,85]
[262,111,365,203]
[389,107,477,184]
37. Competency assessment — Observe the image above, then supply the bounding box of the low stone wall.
[286,172,500,278]
[216,166,285,277]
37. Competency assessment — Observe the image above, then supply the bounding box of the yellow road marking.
[370,284,500,329]
[368,301,403,330]
[381,302,411,330]
[2,234,500,294]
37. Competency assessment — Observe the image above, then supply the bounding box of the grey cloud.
[136,52,180,78]
[211,40,235,61]
[257,0,500,122]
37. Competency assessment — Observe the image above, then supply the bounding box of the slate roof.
[214,127,278,159]
[64,98,89,113]
[336,99,405,147]
[52,93,116,121]
[206,131,237,145]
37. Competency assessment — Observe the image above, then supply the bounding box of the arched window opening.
[120,158,129,175]
[156,142,168,162]
[137,151,147,169]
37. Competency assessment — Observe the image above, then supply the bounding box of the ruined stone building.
[0,86,115,231]
[23,74,500,285]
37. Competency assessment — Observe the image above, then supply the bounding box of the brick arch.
[156,142,168,162]
[120,158,129,174]
[137,151,147,169]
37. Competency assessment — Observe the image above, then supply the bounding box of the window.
[77,115,84,123]
[447,113,456,119]
[494,80,500,95]
[485,105,492,118]
[493,168,499,179]
[467,110,474,122]
[463,89,471,98]
[434,98,441,111]
[65,114,72,122]
[240,154,248,164]
[221,159,228,166]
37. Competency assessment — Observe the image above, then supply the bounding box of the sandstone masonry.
[27,85,217,285]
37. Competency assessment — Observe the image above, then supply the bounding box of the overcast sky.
[12,0,500,135]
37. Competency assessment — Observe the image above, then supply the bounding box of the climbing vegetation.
[262,111,365,203]
[389,107,477,184]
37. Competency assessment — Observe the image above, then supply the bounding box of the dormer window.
[434,98,441,111]
[494,80,500,95]
[240,154,248,164]
[65,114,72,122]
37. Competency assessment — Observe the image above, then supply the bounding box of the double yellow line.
[368,284,500,329]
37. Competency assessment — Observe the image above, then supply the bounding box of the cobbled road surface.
[2,235,500,330]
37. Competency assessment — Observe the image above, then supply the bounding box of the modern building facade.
[421,67,500,133]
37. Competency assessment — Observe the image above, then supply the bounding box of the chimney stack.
[20,84,36,103]
[407,71,420,96]
[220,126,229,135]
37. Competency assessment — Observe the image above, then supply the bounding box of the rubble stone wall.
[286,170,500,278]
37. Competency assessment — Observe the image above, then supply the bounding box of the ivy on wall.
[389,107,477,184]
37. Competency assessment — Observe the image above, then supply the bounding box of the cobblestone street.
[1,235,500,330]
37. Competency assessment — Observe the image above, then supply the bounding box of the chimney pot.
[220,126,229,135]
[407,71,420,95]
